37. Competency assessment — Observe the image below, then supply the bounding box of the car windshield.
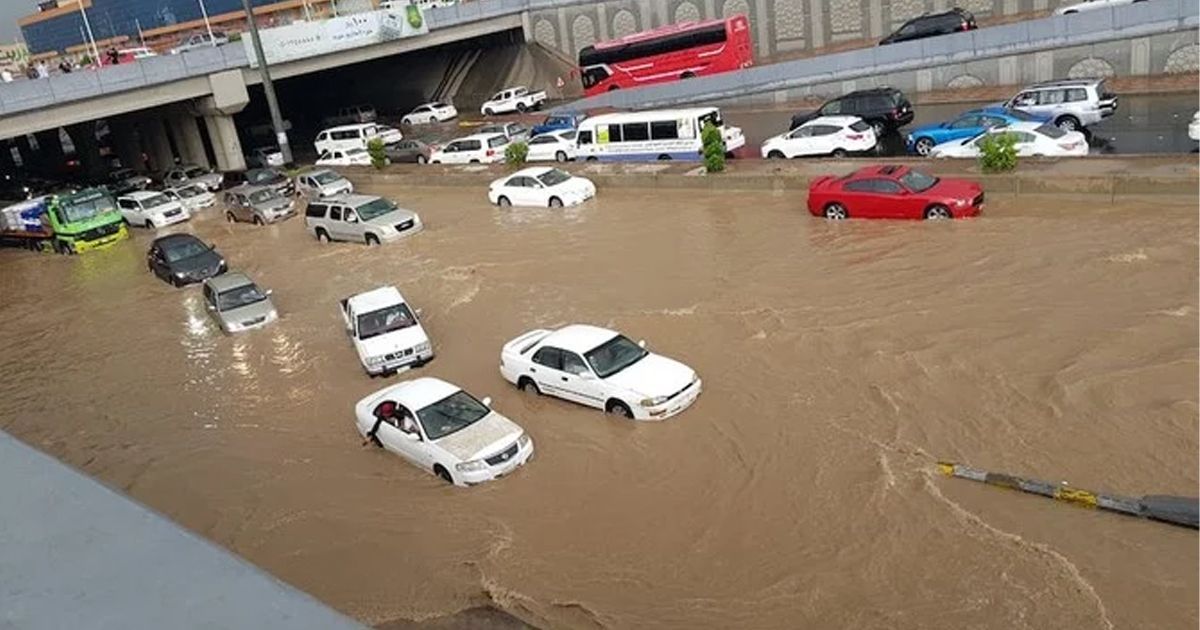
[163,239,210,262]
[1035,123,1068,138]
[537,169,572,187]
[698,110,725,129]
[417,391,490,441]
[480,125,503,134]
[184,167,208,178]
[357,303,416,340]
[59,191,113,222]
[585,334,649,379]
[218,282,267,311]
[248,189,278,204]
[141,193,170,208]
[246,169,280,184]
[899,169,939,192]
[314,171,342,184]
[356,197,398,221]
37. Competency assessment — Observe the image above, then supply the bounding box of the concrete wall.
[554,0,1199,111]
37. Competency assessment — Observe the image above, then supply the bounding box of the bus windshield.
[59,191,113,223]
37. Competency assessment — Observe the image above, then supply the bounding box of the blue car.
[906,107,1050,155]
[530,112,586,137]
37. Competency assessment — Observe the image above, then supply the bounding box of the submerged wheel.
[823,203,848,220]
[144,220,154,229]
[365,233,380,246]
[767,150,785,159]
[607,401,633,418]
[416,155,427,164]
[518,377,540,395]
[434,465,454,485]
[924,204,952,220]
[555,151,568,162]
[497,196,512,207]
[831,148,847,158]
[252,215,264,226]
[316,228,330,243]
[548,196,563,208]
[914,137,935,156]
[1056,115,1080,132]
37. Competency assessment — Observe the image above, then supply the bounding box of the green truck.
[0,188,128,254]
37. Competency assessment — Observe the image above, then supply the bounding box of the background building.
[0,42,30,75]
[18,0,372,56]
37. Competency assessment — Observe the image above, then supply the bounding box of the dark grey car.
[147,233,227,287]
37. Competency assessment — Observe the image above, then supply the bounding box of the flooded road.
[0,186,1195,630]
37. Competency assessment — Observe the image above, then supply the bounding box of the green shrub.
[701,122,725,173]
[367,138,388,170]
[977,131,1018,173]
[505,141,529,166]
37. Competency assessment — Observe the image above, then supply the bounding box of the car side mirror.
[402,431,420,441]
[481,396,492,407]
[638,340,646,349]
[347,215,358,223]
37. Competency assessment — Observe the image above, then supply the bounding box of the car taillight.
[1060,141,1082,150]
[486,149,495,156]
[960,21,969,30]
[891,109,902,119]
[845,133,864,140]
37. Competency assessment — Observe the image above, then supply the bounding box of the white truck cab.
[340,286,434,376]
[481,86,547,116]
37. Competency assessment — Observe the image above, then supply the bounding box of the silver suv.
[304,194,423,245]
[1003,79,1117,131]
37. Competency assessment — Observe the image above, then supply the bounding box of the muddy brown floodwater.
[0,185,1196,630]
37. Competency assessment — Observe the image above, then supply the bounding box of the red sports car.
[807,165,984,220]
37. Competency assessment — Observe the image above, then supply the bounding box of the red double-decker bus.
[578,15,753,97]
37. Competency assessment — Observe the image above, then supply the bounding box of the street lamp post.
[198,0,216,45]
[240,0,293,165]
[76,0,101,67]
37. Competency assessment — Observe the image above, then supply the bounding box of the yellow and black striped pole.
[937,462,1198,529]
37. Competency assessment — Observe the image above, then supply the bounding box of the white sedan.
[487,167,595,208]
[930,122,1088,158]
[526,130,577,163]
[499,324,701,420]
[354,377,534,487]
[316,147,373,166]
[760,115,877,159]
[1189,110,1199,141]
[401,102,458,125]
[1055,0,1145,15]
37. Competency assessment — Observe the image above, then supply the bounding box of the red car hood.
[928,178,981,200]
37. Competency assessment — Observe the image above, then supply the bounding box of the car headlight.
[518,433,532,449]
[640,395,670,407]
[954,198,968,206]
[366,355,385,367]
[414,341,431,354]
[456,459,488,473]
[173,271,187,279]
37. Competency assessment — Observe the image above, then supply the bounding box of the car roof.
[995,121,1046,132]
[543,324,619,354]
[322,193,379,206]
[376,377,461,412]
[348,285,407,313]
[805,115,863,126]
[453,133,507,142]
[296,169,340,179]
[842,86,901,97]
[204,272,254,292]
[510,166,557,178]
[122,190,164,200]
[322,123,376,132]
[852,164,911,179]
[152,233,203,248]
[581,107,722,126]
[1027,79,1100,89]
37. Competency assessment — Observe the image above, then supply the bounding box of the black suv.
[879,8,976,45]
[790,88,915,135]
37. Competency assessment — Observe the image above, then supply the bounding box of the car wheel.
[365,233,380,246]
[252,215,264,226]
[469,159,480,164]
[681,71,696,79]
[484,108,495,116]
[924,204,953,220]
[517,102,527,113]
[226,212,236,223]
[433,465,454,485]
[823,202,849,220]
[497,195,512,207]
[767,150,785,159]
[144,220,154,229]
[657,154,672,161]
[607,401,633,418]
[518,377,540,395]
[871,121,886,137]
[548,196,563,208]
[914,137,935,156]
[585,156,598,162]
[417,155,427,164]
[608,84,620,92]
[555,151,567,162]
[831,148,847,158]
[316,228,330,243]
[1056,116,1080,132]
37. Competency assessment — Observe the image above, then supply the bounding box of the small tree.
[505,141,528,166]
[977,131,1018,173]
[701,122,725,173]
[367,137,387,170]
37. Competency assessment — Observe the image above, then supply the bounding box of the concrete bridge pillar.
[142,117,177,174]
[0,141,18,176]
[170,110,210,169]
[65,122,105,181]
[204,114,245,173]
[108,117,145,172]
[34,129,65,175]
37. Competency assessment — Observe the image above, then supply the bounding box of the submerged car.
[202,272,278,333]
[147,233,226,287]
[163,164,223,191]
[304,194,423,245]
[354,377,534,486]
[243,167,296,197]
[807,164,984,220]
[295,168,354,199]
[499,324,702,420]
[487,167,596,208]
[223,185,297,225]
[164,183,217,212]
[929,122,1089,158]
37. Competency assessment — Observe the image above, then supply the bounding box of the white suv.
[1003,79,1117,131]
[117,190,190,229]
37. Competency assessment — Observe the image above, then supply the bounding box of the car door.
[946,114,982,142]
[324,204,345,240]
[809,125,841,155]
[117,198,142,224]
[342,206,365,241]
[372,409,426,467]
[839,179,876,217]
[521,177,548,206]
[557,351,606,408]
[527,136,553,161]
[148,244,172,279]
[1008,130,1039,156]
[529,346,567,399]
[783,127,812,156]
[881,179,925,219]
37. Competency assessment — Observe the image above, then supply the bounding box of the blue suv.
[906,107,1050,156]
[530,112,586,137]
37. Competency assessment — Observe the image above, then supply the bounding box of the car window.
[487,136,507,149]
[532,346,563,370]
[820,99,842,115]
[1036,123,1068,139]
[529,136,554,145]
[1012,92,1037,107]
[1037,89,1066,105]
[622,122,650,141]
[844,179,881,193]
[578,130,593,145]
[1065,88,1087,102]
[849,120,871,132]
[504,177,526,187]
[118,199,137,209]
[949,115,980,129]
[561,351,589,376]
[875,180,903,194]
[343,209,358,223]
[810,125,839,136]
[896,20,919,36]
[1011,131,1037,144]
[329,205,342,221]
[559,130,577,141]
[980,116,1006,128]
[305,203,327,218]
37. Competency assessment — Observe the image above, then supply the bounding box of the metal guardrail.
[554,0,1199,112]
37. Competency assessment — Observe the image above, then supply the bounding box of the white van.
[574,107,745,162]
[314,124,381,155]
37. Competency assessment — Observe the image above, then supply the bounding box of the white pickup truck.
[340,286,434,376]
[480,86,547,116]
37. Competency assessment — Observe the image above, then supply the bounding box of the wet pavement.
[0,183,1195,630]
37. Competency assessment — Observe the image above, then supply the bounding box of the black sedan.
[147,234,227,287]
[385,139,435,164]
